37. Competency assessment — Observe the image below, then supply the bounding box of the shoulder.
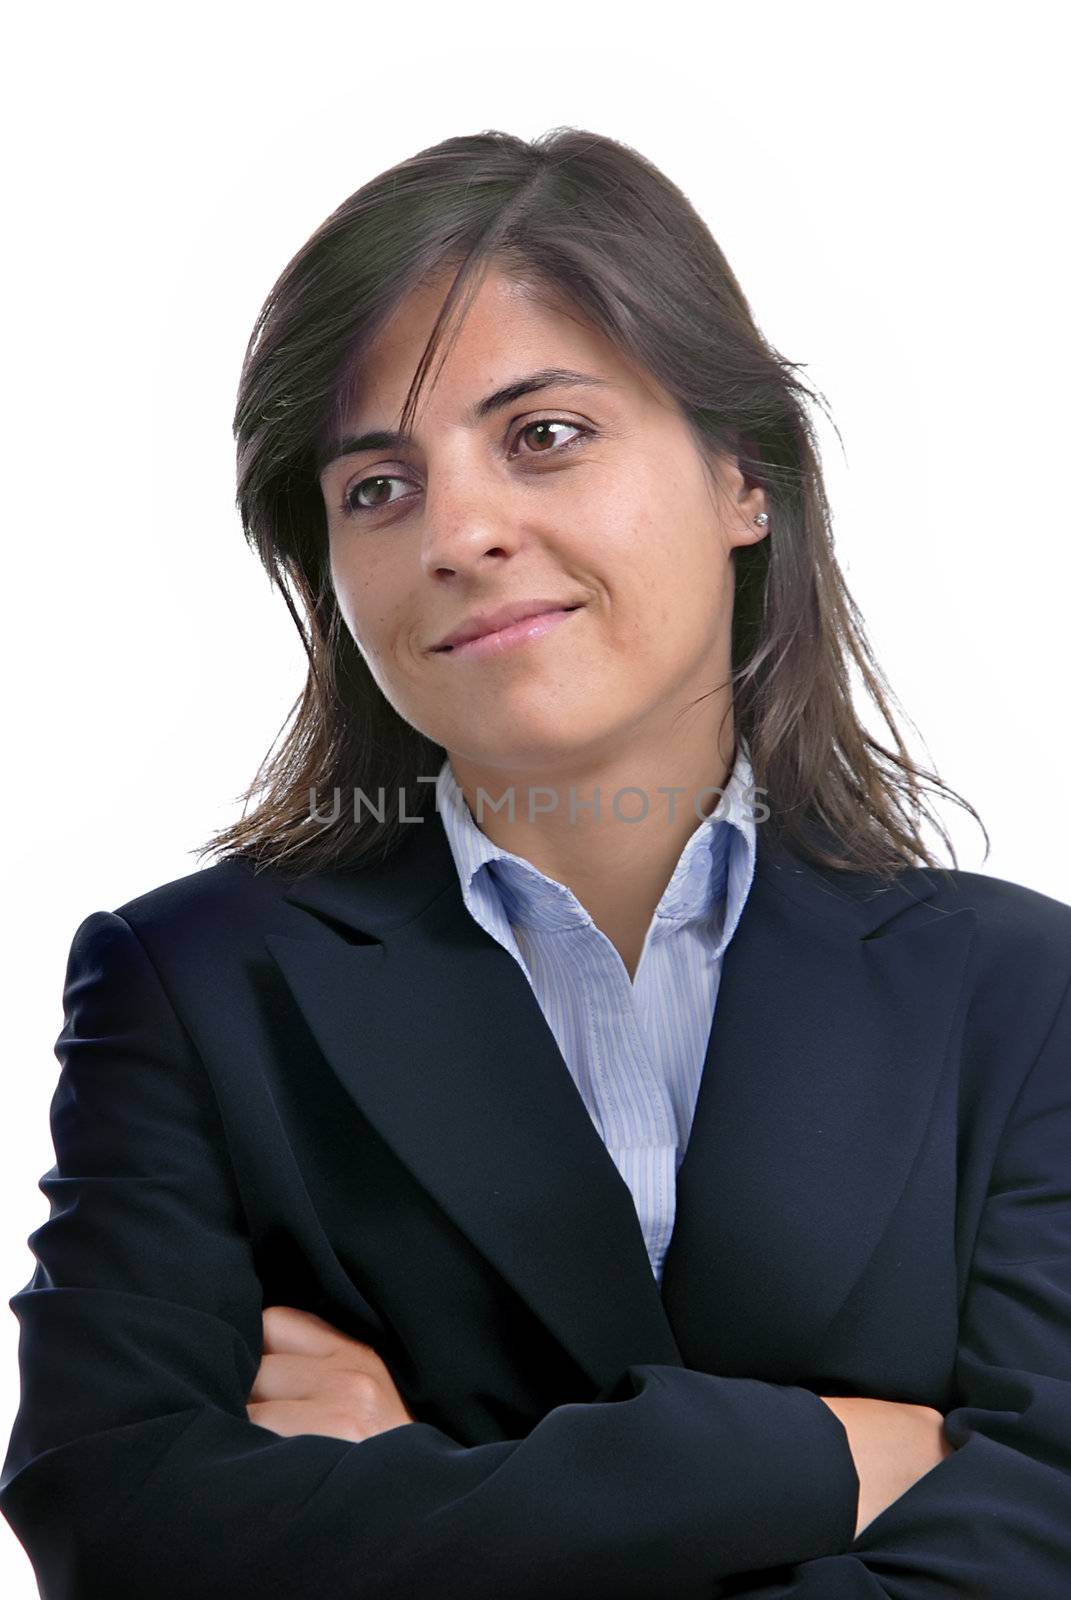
[116,853,282,917]
[107,855,303,956]
[916,863,1071,1044]
[919,863,1071,959]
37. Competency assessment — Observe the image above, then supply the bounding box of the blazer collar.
[264,799,948,943]
[264,810,976,1392]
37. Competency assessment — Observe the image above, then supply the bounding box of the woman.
[3,127,1070,1599]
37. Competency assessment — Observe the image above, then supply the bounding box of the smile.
[436,606,583,660]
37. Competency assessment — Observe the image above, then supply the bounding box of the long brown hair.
[199,126,985,883]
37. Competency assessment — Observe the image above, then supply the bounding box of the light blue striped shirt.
[434,742,758,1284]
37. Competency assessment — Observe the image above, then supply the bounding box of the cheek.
[329,545,384,655]
[600,514,688,632]
[618,527,726,657]
[344,595,422,687]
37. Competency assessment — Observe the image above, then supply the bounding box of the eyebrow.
[316,367,614,475]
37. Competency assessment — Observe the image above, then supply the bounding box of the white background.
[2,2,1067,1589]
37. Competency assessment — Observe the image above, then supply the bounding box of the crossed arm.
[3,909,1071,1598]
[247,1302,952,1546]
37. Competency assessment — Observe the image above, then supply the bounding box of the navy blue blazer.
[3,811,1071,1598]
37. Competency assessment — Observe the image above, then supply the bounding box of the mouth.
[433,605,584,660]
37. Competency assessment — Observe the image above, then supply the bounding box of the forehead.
[341,265,657,427]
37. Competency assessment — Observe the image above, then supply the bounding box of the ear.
[722,457,769,550]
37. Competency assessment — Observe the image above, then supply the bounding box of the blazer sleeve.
[717,966,1071,1600]
[0,909,858,1600]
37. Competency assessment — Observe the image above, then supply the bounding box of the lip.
[435,606,583,660]
[432,599,585,652]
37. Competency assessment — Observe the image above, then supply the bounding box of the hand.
[819,1395,955,1540]
[246,1304,417,1445]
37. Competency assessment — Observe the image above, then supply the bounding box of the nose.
[418,457,524,577]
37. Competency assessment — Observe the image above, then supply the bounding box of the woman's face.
[319,265,768,783]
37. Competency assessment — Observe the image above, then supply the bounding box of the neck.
[446,707,738,980]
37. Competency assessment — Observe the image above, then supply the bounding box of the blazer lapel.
[265,810,976,1393]
[660,832,977,1375]
[265,813,683,1394]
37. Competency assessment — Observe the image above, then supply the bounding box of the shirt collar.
[435,740,758,956]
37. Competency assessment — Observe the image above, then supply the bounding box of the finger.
[248,1352,379,1403]
[246,1397,366,1445]
[260,1304,375,1357]
[247,1353,317,1403]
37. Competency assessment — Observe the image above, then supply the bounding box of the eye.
[340,473,413,518]
[336,417,590,519]
[512,418,587,457]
